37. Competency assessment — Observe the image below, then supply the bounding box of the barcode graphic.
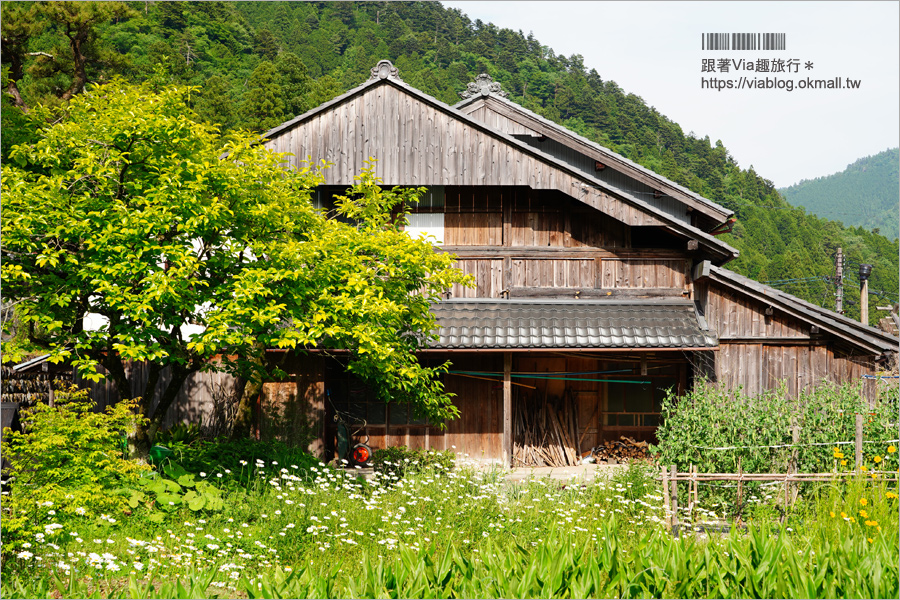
[702,33,786,51]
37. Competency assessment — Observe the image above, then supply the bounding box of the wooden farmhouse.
[253,61,898,465]
[42,60,892,465]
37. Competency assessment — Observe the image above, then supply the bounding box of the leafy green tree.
[1,81,467,456]
[253,27,280,60]
[302,74,342,113]
[275,52,311,118]
[238,60,284,132]
[2,1,135,109]
[194,73,234,128]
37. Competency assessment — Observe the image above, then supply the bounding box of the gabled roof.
[454,79,733,228]
[428,299,717,350]
[707,266,899,355]
[261,61,738,265]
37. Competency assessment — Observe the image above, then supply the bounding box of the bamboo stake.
[661,466,671,531]
[669,465,678,534]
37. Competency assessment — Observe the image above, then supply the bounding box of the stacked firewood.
[587,436,650,464]
[513,390,582,467]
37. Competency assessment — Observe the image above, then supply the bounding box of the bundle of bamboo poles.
[513,389,581,467]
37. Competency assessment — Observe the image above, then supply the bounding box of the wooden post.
[834,247,843,314]
[688,464,696,523]
[859,263,872,326]
[503,352,512,468]
[669,465,678,534]
[693,465,699,508]
[789,424,800,502]
[784,473,790,511]
[661,466,671,530]
[736,457,743,509]
[861,278,869,326]
[855,413,864,470]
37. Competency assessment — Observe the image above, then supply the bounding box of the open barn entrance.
[503,353,687,467]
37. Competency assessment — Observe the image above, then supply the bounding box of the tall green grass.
[5,518,896,598]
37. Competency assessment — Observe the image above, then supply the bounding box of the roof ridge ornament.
[460,73,509,99]
[369,59,402,81]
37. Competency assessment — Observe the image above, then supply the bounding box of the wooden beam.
[719,336,813,344]
[508,286,687,299]
[503,352,512,468]
[439,245,692,259]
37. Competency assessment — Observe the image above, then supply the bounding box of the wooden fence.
[660,465,899,533]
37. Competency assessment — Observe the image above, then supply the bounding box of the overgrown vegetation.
[2,450,897,598]
[653,381,898,476]
[3,387,898,598]
[0,387,149,541]
[370,445,455,478]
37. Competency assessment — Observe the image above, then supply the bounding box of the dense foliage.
[654,381,898,476]
[780,148,900,242]
[370,444,455,478]
[0,387,149,537]
[2,1,897,324]
[0,79,468,451]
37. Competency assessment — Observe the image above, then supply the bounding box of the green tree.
[275,52,311,119]
[238,60,285,132]
[2,1,135,110]
[1,81,468,456]
[194,73,234,128]
[253,27,280,60]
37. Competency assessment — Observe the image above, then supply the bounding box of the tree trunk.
[127,363,192,460]
[230,349,267,439]
[230,376,263,440]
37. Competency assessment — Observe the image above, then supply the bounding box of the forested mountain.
[780,149,899,242]
[2,1,897,323]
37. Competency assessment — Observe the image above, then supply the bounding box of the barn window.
[405,186,444,243]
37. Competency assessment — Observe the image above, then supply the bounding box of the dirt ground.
[504,463,627,484]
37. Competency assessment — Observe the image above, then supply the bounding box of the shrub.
[1,386,149,546]
[167,437,321,486]
[370,445,455,478]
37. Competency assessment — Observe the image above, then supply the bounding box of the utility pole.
[859,263,872,326]
[834,248,843,313]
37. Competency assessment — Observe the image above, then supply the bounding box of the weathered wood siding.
[436,187,690,299]
[701,281,878,401]
[263,84,663,227]
[259,354,326,455]
[78,362,237,434]
[706,285,809,338]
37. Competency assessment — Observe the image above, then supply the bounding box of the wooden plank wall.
[258,355,327,454]
[450,259,504,298]
[443,355,503,461]
[716,343,877,401]
[706,285,809,338]
[436,186,689,298]
[77,362,236,434]
[441,187,630,248]
[706,281,878,401]
[344,354,503,462]
[264,84,663,227]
